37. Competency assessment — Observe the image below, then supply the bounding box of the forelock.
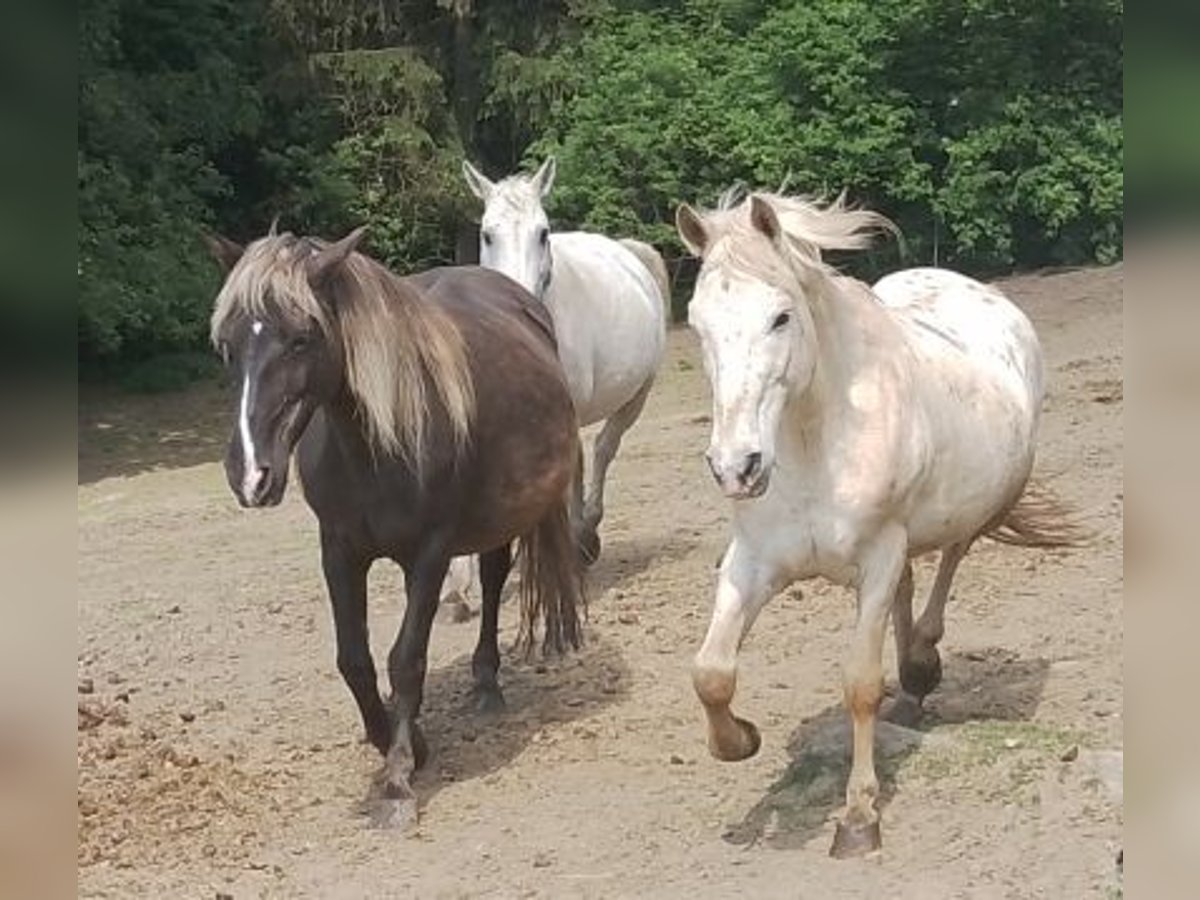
[486,175,548,219]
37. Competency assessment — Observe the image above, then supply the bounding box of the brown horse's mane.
[210,233,475,468]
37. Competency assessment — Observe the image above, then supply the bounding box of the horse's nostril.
[740,452,763,483]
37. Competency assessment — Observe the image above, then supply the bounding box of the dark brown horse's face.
[216,312,341,507]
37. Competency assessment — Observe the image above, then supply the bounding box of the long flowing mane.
[698,188,897,287]
[210,233,475,468]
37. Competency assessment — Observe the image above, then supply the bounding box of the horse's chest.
[738,492,869,587]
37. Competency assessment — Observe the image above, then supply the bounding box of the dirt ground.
[78,266,1123,899]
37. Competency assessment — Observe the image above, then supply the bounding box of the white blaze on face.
[239,321,265,502]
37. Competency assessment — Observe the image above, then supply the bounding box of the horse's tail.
[619,238,672,325]
[515,497,586,655]
[985,480,1090,549]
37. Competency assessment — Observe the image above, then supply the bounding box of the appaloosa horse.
[675,190,1077,856]
[207,225,585,829]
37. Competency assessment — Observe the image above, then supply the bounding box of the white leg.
[581,379,654,540]
[438,556,477,622]
[692,537,782,761]
[832,525,908,858]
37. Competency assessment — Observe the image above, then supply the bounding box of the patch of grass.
[901,720,1085,799]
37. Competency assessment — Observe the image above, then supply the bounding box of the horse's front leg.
[831,525,907,858]
[320,530,390,754]
[369,548,450,830]
[693,537,777,761]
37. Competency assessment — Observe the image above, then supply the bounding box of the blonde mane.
[698,189,897,288]
[210,234,475,469]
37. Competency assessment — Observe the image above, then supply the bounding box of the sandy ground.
[78,266,1123,899]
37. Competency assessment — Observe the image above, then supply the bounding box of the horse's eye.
[538,228,549,247]
[289,334,311,353]
[481,230,493,246]
[771,311,792,331]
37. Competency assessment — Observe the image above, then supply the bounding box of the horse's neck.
[783,276,889,453]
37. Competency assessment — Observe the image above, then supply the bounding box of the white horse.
[461,156,669,561]
[675,189,1077,858]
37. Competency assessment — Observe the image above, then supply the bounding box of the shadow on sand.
[79,379,234,484]
[722,647,1052,849]
[586,528,703,598]
[359,629,631,817]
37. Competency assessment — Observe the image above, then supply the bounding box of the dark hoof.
[830,817,882,859]
[882,693,924,728]
[577,529,601,566]
[473,685,507,717]
[711,716,762,762]
[436,597,474,624]
[899,647,942,699]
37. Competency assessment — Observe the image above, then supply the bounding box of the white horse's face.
[463,157,556,299]
[689,270,813,499]
[679,197,816,500]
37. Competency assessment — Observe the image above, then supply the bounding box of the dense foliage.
[79,0,1122,376]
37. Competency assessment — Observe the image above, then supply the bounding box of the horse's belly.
[560,330,662,425]
[904,390,1036,551]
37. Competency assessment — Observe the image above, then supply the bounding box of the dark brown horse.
[207,226,584,828]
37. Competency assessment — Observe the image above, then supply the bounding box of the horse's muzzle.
[706,449,771,500]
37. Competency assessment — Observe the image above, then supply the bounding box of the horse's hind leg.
[897,541,969,709]
[580,378,654,562]
[472,543,512,715]
[883,563,921,727]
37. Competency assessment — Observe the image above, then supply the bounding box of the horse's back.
[408,265,559,360]
[873,268,1043,408]
[546,232,667,423]
[869,268,1044,547]
[405,265,578,550]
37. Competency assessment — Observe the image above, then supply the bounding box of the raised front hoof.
[882,692,924,729]
[472,684,507,717]
[577,528,601,566]
[436,597,475,625]
[709,716,762,762]
[830,816,882,859]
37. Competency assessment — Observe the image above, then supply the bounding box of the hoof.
[364,794,419,831]
[436,597,474,624]
[830,816,882,859]
[473,685,507,717]
[882,692,924,728]
[710,716,762,762]
[899,647,942,699]
[577,529,601,566]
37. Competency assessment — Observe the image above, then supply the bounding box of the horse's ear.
[749,195,781,243]
[532,156,556,198]
[462,160,495,202]
[204,232,245,273]
[675,204,709,257]
[306,225,368,287]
